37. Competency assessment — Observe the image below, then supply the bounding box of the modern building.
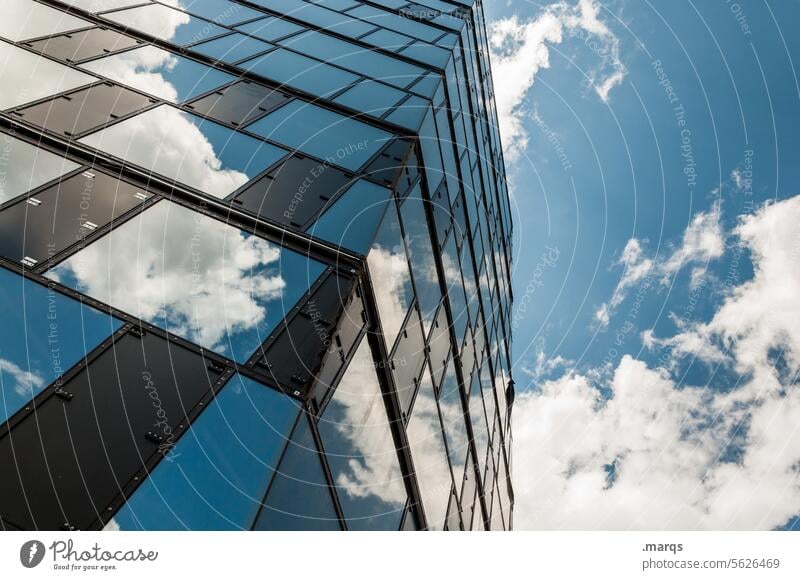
[0,0,513,531]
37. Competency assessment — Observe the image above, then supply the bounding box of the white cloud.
[488,1,625,162]
[595,204,725,326]
[0,358,45,399]
[514,195,800,529]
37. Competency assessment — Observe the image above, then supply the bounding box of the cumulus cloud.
[488,0,626,162]
[514,195,800,529]
[0,358,45,399]
[595,203,725,326]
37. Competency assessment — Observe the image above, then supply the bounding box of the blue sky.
[484,0,800,528]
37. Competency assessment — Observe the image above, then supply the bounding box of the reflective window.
[391,307,425,415]
[48,200,326,363]
[57,0,144,12]
[248,100,391,172]
[173,0,264,26]
[307,179,392,254]
[78,105,287,199]
[469,371,489,477]
[0,42,97,110]
[254,416,341,530]
[103,4,228,46]
[385,95,428,132]
[1,0,91,42]
[418,108,444,193]
[443,233,469,346]
[235,16,304,42]
[400,41,451,68]
[249,0,376,38]
[367,203,413,350]
[438,361,468,486]
[333,80,406,116]
[406,366,452,530]
[240,48,358,100]
[347,5,442,43]
[0,267,120,424]
[80,46,236,104]
[0,132,80,204]
[399,189,441,334]
[318,338,407,530]
[108,374,300,530]
[427,301,450,386]
[191,33,273,64]
[362,28,412,51]
[278,30,425,89]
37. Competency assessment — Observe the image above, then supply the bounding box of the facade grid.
[0,0,513,531]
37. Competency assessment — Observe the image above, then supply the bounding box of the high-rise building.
[0,0,513,531]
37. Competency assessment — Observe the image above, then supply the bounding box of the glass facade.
[0,0,513,531]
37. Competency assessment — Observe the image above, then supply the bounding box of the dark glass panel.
[254,415,341,530]
[109,374,299,530]
[0,267,120,425]
[12,83,154,137]
[0,330,223,530]
[191,32,273,65]
[254,273,356,396]
[437,361,468,487]
[233,154,353,227]
[0,169,151,267]
[23,27,142,63]
[186,81,289,127]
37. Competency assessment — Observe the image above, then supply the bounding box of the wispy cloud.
[488,0,626,162]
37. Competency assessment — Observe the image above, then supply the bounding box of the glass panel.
[14,83,154,137]
[400,41,451,69]
[0,41,97,110]
[443,232,468,345]
[385,95,428,132]
[399,189,440,334]
[427,301,450,386]
[247,100,392,172]
[307,179,392,254]
[278,30,424,89]
[367,203,413,350]
[24,27,143,64]
[347,4,442,42]
[108,374,300,530]
[438,361,468,485]
[469,371,489,478]
[406,366,451,530]
[249,0,376,38]
[185,80,290,127]
[0,133,80,204]
[391,307,425,416]
[0,267,120,424]
[80,46,236,103]
[235,16,304,42]
[48,200,326,362]
[78,104,287,198]
[58,0,143,12]
[0,170,150,266]
[419,108,444,193]
[361,28,412,51]
[318,338,407,530]
[103,4,228,46]
[170,0,264,26]
[333,80,406,116]
[254,415,341,530]
[191,32,273,64]
[240,48,358,100]
[2,0,91,42]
